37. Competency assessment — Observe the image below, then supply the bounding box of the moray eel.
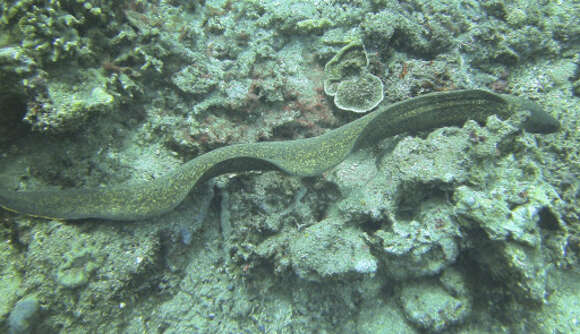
[0,89,559,221]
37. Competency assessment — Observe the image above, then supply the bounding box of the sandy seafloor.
[0,0,579,333]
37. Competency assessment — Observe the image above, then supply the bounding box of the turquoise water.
[0,0,578,333]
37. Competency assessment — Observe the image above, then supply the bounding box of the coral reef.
[0,0,578,333]
[323,40,384,113]
[0,0,126,132]
[334,72,384,113]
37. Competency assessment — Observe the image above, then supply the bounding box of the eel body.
[0,89,559,221]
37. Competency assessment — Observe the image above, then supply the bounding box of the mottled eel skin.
[0,89,559,221]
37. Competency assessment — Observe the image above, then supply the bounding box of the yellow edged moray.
[0,89,559,221]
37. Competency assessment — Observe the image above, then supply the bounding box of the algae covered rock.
[171,62,221,96]
[1,0,114,64]
[0,237,24,324]
[25,68,116,132]
[324,40,384,113]
[330,111,566,309]
[454,170,565,302]
[56,266,91,289]
[250,214,378,282]
[7,296,40,334]
[296,18,333,34]
[372,207,461,280]
[357,299,416,334]
[288,217,377,281]
[360,10,396,55]
[399,270,471,332]
[331,126,475,279]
